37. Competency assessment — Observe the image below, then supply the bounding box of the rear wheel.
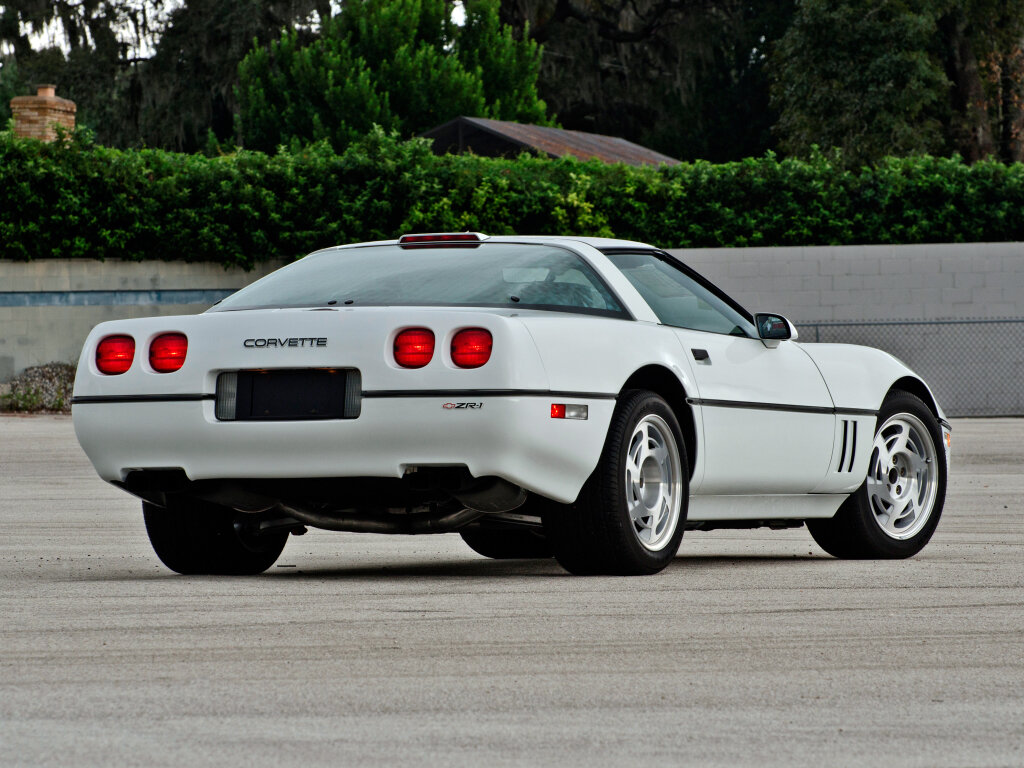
[143,498,287,575]
[808,391,946,559]
[544,390,688,575]
[460,527,552,559]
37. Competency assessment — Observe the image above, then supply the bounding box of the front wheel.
[544,390,689,575]
[143,498,288,575]
[808,391,947,559]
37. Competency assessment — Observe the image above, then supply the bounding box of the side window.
[606,252,756,337]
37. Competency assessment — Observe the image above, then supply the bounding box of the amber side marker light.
[150,333,188,373]
[96,335,135,375]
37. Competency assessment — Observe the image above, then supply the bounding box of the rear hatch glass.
[209,243,627,317]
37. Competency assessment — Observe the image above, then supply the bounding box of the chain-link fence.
[798,318,1024,417]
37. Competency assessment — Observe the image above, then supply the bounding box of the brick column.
[10,84,76,141]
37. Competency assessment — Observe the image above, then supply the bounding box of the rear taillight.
[451,328,492,368]
[394,328,435,368]
[149,333,188,373]
[95,335,135,375]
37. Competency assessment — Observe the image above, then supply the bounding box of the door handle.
[691,348,710,362]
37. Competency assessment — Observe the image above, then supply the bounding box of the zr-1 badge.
[443,402,483,409]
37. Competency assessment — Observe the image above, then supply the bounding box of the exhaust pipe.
[266,503,486,534]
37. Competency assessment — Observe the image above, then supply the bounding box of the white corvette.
[72,233,951,575]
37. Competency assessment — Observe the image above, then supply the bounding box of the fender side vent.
[835,420,858,473]
[848,420,857,472]
[837,420,849,472]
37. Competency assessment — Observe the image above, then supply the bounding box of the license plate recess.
[215,369,361,421]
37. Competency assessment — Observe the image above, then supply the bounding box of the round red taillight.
[95,335,135,375]
[451,328,492,368]
[149,333,188,373]
[394,328,435,368]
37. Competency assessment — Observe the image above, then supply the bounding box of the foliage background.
[4,127,1024,266]
[235,0,548,154]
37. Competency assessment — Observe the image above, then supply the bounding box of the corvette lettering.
[244,337,327,348]
[443,402,483,409]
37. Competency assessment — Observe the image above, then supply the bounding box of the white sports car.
[72,233,951,575]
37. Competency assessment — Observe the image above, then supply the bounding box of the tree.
[771,1,948,166]
[497,0,795,162]
[938,0,1024,162]
[0,1,171,138]
[771,0,1024,165]
[136,0,330,151]
[236,0,550,153]
[0,0,328,151]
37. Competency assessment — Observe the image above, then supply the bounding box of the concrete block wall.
[668,242,1024,322]
[0,259,286,381]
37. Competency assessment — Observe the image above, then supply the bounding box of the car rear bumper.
[72,394,615,504]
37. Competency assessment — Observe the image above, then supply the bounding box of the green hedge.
[4,127,1024,269]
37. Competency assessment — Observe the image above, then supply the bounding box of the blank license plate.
[215,369,361,421]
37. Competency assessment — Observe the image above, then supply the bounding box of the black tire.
[808,391,947,559]
[460,527,552,559]
[143,498,288,575]
[543,390,689,575]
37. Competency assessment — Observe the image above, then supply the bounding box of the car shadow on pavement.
[265,558,570,579]
[67,553,823,582]
[256,552,824,580]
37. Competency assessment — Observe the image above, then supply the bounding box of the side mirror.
[754,313,799,348]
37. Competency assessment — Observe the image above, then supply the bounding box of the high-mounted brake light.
[149,333,188,373]
[399,233,484,244]
[398,233,487,249]
[451,328,492,368]
[96,335,135,375]
[394,328,435,368]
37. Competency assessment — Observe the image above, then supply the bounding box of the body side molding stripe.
[686,397,877,417]
[362,389,618,400]
[71,394,214,404]
[73,390,618,404]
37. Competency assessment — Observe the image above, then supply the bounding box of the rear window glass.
[210,243,627,317]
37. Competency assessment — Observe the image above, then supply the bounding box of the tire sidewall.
[604,391,689,572]
[853,393,947,558]
[144,499,287,575]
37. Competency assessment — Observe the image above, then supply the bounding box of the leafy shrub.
[1,363,76,414]
[3,129,1024,269]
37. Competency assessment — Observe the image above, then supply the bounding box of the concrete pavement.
[1,415,1022,767]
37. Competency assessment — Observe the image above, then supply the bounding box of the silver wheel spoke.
[875,442,894,471]
[652,442,669,468]
[622,412,683,552]
[867,412,939,541]
[906,451,928,480]
[887,427,910,459]
[628,498,647,524]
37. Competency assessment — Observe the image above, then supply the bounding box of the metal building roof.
[420,116,680,167]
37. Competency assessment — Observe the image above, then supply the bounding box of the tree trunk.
[998,47,1024,162]
[939,12,995,162]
